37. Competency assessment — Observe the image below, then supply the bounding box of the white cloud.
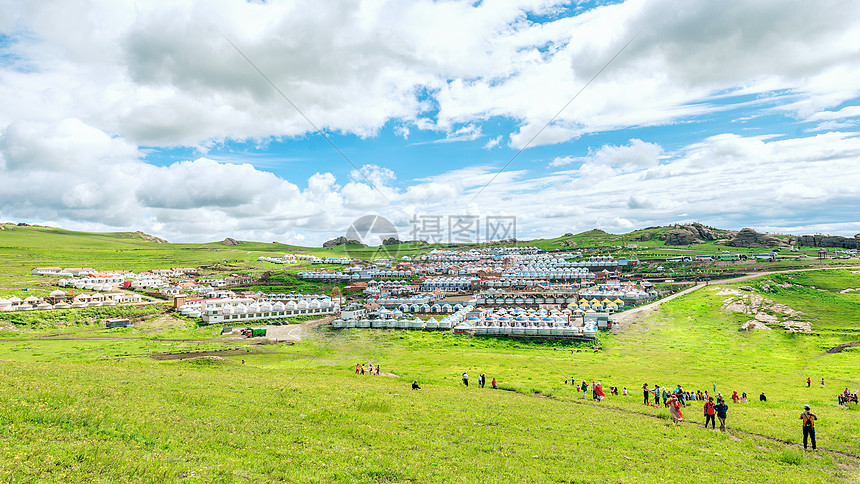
[484,135,502,149]
[3,1,860,242]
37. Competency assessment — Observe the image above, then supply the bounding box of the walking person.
[806,377,811,387]
[479,373,485,388]
[703,397,716,429]
[820,378,825,388]
[800,405,817,450]
[653,385,661,407]
[491,377,497,389]
[582,380,589,399]
[667,394,683,424]
[642,383,650,405]
[594,381,605,401]
[462,371,469,387]
[714,398,729,432]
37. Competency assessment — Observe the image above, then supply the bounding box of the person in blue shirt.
[714,398,729,432]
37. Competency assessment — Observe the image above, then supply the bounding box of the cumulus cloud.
[2,1,860,242]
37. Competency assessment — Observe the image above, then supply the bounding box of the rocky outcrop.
[663,228,697,245]
[382,237,403,245]
[561,240,578,247]
[797,234,860,249]
[725,228,785,248]
[135,230,168,244]
[657,223,723,245]
[322,236,364,247]
[221,237,240,246]
[631,231,653,242]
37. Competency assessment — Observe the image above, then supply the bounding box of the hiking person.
[731,391,740,404]
[360,365,365,375]
[662,387,669,407]
[800,405,817,450]
[412,380,421,390]
[479,373,486,388]
[491,377,497,389]
[653,385,661,406]
[667,394,683,423]
[806,377,811,387]
[713,382,716,392]
[759,392,767,402]
[594,381,605,401]
[355,363,360,374]
[582,380,589,399]
[368,363,374,374]
[820,378,825,388]
[642,383,650,405]
[462,371,469,387]
[704,397,716,429]
[714,398,729,432]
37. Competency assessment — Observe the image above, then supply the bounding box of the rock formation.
[658,223,722,245]
[221,237,240,246]
[724,228,785,248]
[135,230,168,244]
[797,234,860,249]
[322,236,365,247]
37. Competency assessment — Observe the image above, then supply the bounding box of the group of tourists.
[462,371,496,389]
[640,383,729,408]
[354,362,381,375]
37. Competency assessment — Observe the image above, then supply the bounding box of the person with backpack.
[800,404,817,450]
[653,384,661,406]
[714,398,729,432]
[703,397,716,429]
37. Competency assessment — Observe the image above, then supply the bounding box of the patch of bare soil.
[150,347,260,360]
[138,313,191,332]
[827,341,860,354]
[839,288,860,293]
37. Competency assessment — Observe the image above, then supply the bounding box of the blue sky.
[1,0,860,244]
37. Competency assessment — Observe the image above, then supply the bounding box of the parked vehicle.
[241,327,267,338]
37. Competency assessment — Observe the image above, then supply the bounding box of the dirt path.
[614,283,705,324]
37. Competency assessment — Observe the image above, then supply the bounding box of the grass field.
[2,269,860,482]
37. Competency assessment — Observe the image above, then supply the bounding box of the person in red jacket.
[731,391,740,403]
[703,397,716,429]
[668,394,683,423]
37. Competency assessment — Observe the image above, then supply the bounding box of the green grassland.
[2,269,860,482]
